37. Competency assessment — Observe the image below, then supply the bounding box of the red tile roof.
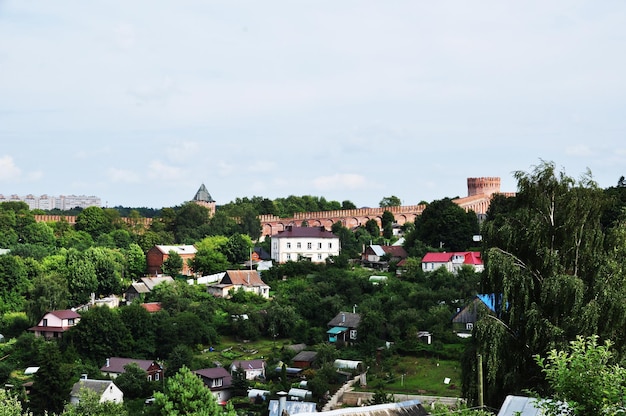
[140,302,162,313]
[222,270,268,287]
[422,251,483,266]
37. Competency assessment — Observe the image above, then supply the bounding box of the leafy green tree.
[534,335,626,415]
[414,198,479,251]
[238,207,262,240]
[125,243,146,279]
[59,229,94,251]
[64,306,132,365]
[230,366,249,396]
[0,389,31,416]
[165,345,194,378]
[0,255,30,314]
[119,302,156,357]
[342,200,357,210]
[21,222,55,247]
[153,366,220,416]
[29,342,71,415]
[75,206,113,239]
[60,387,128,416]
[379,196,402,208]
[331,221,360,258]
[161,250,183,276]
[84,246,124,296]
[364,219,380,239]
[173,202,211,243]
[114,363,153,400]
[190,236,230,275]
[381,210,395,240]
[224,233,253,264]
[467,161,613,407]
[66,248,98,304]
[207,210,238,236]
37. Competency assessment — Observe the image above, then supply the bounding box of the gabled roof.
[292,351,318,362]
[154,245,198,255]
[140,302,162,313]
[231,359,265,370]
[327,312,361,328]
[139,276,175,290]
[271,226,338,239]
[422,251,483,266]
[221,270,268,287]
[48,309,81,320]
[101,357,159,374]
[193,184,215,203]
[194,367,232,384]
[71,379,117,397]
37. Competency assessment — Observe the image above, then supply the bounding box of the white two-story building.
[271,226,340,263]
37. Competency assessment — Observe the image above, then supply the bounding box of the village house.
[100,357,164,381]
[271,226,340,263]
[70,377,123,405]
[28,309,80,339]
[207,270,270,299]
[421,251,484,274]
[124,276,175,303]
[193,367,232,404]
[230,359,266,380]
[451,294,497,337]
[146,244,197,276]
[327,312,361,345]
[361,244,408,269]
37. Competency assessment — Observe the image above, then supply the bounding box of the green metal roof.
[327,326,347,334]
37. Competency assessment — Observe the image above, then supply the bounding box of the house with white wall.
[28,309,80,339]
[421,251,484,274]
[271,226,340,263]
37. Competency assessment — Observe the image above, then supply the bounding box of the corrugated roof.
[231,359,265,370]
[297,399,427,416]
[101,357,158,373]
[497,395,548,416]
[268,400,317,416]
[222,270,269,287]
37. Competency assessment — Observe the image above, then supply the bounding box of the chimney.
[277,391,288,416]
[106,358,110,368]
[81,374,88,380]
[341,313,345,323]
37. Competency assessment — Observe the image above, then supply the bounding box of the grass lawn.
[196,336,287,364]
[363,356,462,397]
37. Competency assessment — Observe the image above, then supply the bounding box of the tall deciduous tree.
[466,161,615,407]
[29,342,70,415]
[414,198,479,252]
[161,250,183,277]
[75,206,113,239]
[379,195,402,208]
[534,335,626,415]
[153,366,220,416]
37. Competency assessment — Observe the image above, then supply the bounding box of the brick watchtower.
[192,184,216,216]
[467,177,501,197]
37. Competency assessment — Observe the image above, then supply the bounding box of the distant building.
[191,184,216,216]
[421,251,484,274]
[271,226,340,263]
[146,245,197,276]
[0,194,101,210]
[28,310,81,339]
[70,378,123,405]
[207,270,270,299]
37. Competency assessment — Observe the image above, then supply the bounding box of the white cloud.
[107,167,142,183]
[312,173,367,191]
[166,141,201,163]
[566,144,593,157]
[0,155,22,181]
[248,161,276,173]
[147,160,186,181]
[113,23,136,50]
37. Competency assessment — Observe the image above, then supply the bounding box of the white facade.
[271,226,340,263]
[0,193,101,210]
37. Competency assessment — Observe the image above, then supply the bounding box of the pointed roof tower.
[193,184,215,203]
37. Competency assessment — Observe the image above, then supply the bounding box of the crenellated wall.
[33,177,512,238]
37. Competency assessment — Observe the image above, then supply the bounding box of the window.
[297,242,301,248]
[317,254,322,260]
[286,253,291,260]
[318,242,322,249]
[287,242,291,249]
[466,323,474,331]
[42,318,48,327]
[147,374,152,381]
[273,242,277,250]
[307,242,312,249]
[67,318,75,325]
[350,330,357,340]
[213,378,223,388]
[328,242,332,249]
[155,373,160,381]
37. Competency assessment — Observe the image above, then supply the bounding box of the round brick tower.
[467,177,501,197]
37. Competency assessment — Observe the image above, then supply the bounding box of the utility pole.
[477,353,484,409]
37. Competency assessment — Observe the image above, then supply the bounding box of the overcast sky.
[1,1,625,209]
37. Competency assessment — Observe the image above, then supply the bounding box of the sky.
[1,1,625,209]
